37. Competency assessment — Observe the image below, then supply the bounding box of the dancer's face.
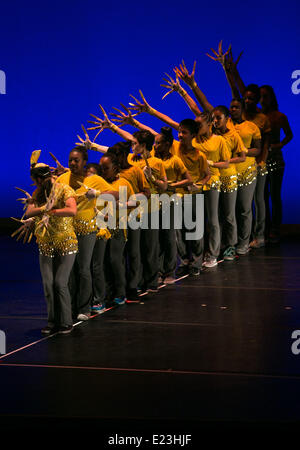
[178,125,194,146]
[69,151,86,175]
[195,116,210,136]
[86,166,98,177]
[212,110,227,131]
[259,87,271,110]
[243,91,257,113]
[154,134,170,157]
[99,156,117,182]
[131,137,143,154]
[229,100,242,120]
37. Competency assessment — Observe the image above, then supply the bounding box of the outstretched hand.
[10,217,35,243]
[128,90,153,114]
[110,103,138,126]
[206,40,232,68]
[174,59,197,87]
[87,104,115,137]
[160,72,184,100]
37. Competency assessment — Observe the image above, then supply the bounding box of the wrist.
[110,123,119,133]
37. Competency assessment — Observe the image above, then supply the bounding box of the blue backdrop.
[1,0,299,222]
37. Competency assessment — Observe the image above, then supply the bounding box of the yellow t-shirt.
[219,128,245,192]
[57,171,113,235]
[227,118,261,186]
[120,165,150,194]
[160,154,188,195]
[192,134,230,191]
[127,154,167,213]
[242,111,271,173]
[33,183,78,257]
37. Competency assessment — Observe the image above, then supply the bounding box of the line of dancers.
[12,43,293,334]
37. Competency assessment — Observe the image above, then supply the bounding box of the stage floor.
[1,235,300,442]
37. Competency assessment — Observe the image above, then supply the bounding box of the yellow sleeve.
[175,156,188,176]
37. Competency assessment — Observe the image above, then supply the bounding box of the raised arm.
[174,59,214,113]
[128,90,180,130]
[160,70,202,116]
[206,42,242,100]
[87,104,136,142]
[110,104,159,136]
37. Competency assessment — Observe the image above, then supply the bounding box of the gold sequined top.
[33,183,78,257]
[56,171,113,236]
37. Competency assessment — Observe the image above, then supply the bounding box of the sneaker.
[91,303,106,314]
[164,276,176,284]
[58,325,73,335]
[77,313,91,321]
[223,246,236,261]
[236,245,249,255]
[113,296,126,306]
[41,326,58,335]
[249,238,265,249]
[202,255,218,268]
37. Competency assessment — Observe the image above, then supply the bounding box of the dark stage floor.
[1,234,300,443]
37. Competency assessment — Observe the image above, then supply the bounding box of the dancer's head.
[229,98,243,121]
[154,126,174,158]
[243,84,260,113]
[132,130,155,154]
[194,112,213,137]
[178,119,199,145]
[86,163,101,176]
[260,85,278,112]
[68,147,88,175]
[99,153,120,183]
[212,105,230,133]
[107,141,132,169]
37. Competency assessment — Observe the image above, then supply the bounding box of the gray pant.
[159,201,177,277]
[105,230,127,299]
[220,190,238,248]
[39,253,76,327]
[253,168,266,239]
[92,238,108,304]
[70,232,97,315]
[236,179,257,248]
[176,195,204,269]
[140,213,160,288]
[204,189,220,258]
[126,228,141,291]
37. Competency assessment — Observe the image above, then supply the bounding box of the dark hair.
[133,130,155,151]
[69,146,88,161]
[30,165,51,180]
[179,118,200,135]
[213,105,230,117]
[30,165,53,206]
[244,84,260,104]
[107,141,132,169]
[100,152,121,171]
[160,126,174,145]
[86,163,101,175]
[230,97,243,106]
[260,85,278,111]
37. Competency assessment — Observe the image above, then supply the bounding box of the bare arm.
[247,138,261,157]
[175,60,214,113]
[160,70,202,116]
[128,90,180,130]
